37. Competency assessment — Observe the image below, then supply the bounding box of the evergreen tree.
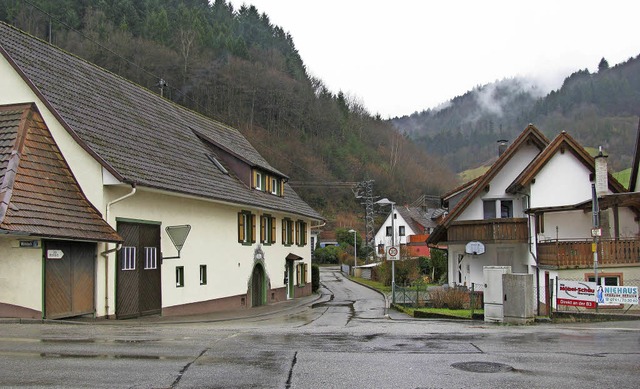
[598,57,610,73]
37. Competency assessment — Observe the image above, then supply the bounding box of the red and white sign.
[557,280,596,308]
[387,246,399,261]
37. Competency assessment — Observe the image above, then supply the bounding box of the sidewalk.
[0,290,333,326]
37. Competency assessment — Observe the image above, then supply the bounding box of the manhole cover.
[451,361,513,373]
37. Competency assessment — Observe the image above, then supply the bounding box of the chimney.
[497,139,509,157]
[595,146,608,198]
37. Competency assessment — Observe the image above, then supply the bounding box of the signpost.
[387,246,399,261]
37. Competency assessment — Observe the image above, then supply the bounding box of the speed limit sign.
[387,246,399,260]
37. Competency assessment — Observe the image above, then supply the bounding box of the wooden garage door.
[116,222,161,319]
[44,241,96,319]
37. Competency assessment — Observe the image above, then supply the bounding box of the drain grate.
[451,361,513,373]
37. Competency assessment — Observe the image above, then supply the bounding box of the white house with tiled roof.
[428,124,640,314]
[0,22,323,319]
[374,205,443,259]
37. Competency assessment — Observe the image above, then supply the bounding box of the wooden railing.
[537,239,640,269]
[447,218,528,243]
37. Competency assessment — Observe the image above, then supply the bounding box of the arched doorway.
[250,263,266,307]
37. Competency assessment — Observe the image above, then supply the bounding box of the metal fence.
[392,284,483,310]
[391,277,639,318]
[551,277,640,315]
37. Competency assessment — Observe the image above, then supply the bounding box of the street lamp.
[348,229,357,276]
[375,198,396,304]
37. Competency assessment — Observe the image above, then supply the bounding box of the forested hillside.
[0,0,456,223]
[393,57,640,173]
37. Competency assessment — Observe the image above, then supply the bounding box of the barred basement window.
[122,246,136,271]
[144,247,157,269]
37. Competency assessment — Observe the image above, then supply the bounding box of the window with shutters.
[238,210,256,245]
[270,177,279,195]
[282,218,293,246]
[254,171,263,190]
[295,220,307,247]
[260,214,276,245]
[252,169,284,197]
[297,263,308,286]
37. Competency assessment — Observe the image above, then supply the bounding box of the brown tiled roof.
[0,103,122,242]
[395,206,441,233]
[0,22,322,221]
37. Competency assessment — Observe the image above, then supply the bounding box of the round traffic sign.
[388,247,398,256]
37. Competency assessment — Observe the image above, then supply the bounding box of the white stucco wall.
[529,152,593,209]
[0,238,42,312]
[615,207,640,238]
[458,144,540,221]
[447,242,532,288]
[540,211,593,241]
[0,57,106,211]
[104,187,313,311]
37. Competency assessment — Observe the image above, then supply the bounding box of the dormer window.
[253,169,284,197]
[254,171,263,190]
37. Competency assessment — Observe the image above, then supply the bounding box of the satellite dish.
[465,241,485,255]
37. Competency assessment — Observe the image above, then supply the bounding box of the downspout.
[100,184,137,318]
[523,193,541,316]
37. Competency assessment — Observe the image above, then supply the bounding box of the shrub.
[428,287,468,309]
[444,288,467,310]
[429,288,447,308]
[311,264,320,292]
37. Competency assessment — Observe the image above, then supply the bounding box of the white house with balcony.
[428,124,640,314]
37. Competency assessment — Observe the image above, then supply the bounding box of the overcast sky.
[229,0,640,118]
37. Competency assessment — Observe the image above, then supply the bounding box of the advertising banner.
[596,285,639,305]
[557,280,596,308]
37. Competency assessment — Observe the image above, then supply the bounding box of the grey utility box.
[503,273,535,324]
[483,266,512,323]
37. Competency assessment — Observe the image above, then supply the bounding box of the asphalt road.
[0,267,638,388]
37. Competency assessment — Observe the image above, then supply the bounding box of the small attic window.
[207,154,228,175]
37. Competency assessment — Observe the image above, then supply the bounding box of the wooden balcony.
[447,218,528,243]
[537,239,640,269]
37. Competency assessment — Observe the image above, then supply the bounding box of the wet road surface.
[0,267,639,388]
